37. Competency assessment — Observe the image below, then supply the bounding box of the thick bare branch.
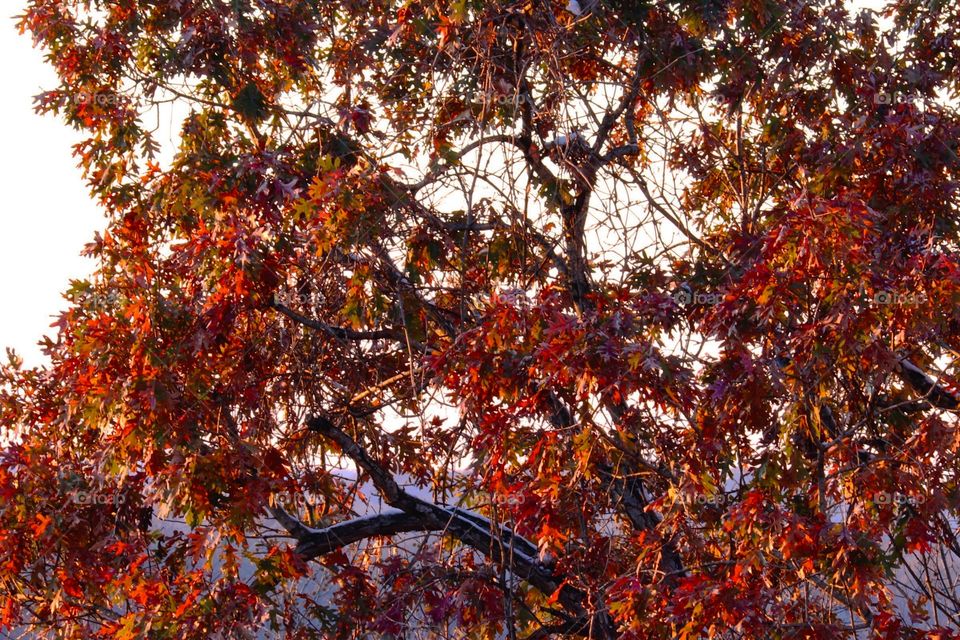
[895,358,960,411]
[292,509,436,559]
[300,416,616,638]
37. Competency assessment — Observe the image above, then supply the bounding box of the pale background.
[0,14,102,367]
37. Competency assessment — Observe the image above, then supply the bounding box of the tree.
[2,0,960,637]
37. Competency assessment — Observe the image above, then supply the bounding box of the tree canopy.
[3,0,960,637]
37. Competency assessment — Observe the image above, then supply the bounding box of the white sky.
[0,15,104,367]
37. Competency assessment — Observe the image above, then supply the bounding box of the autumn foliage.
[2,0,960,637]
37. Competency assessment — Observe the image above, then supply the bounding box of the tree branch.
[271,301,404,342]
[291,508,436,559]
[406,135,526,193]
[292,416,616,637]
[597,464,685,583]
[895,358,960,411]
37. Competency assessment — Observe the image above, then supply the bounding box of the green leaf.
[231,82,268,122]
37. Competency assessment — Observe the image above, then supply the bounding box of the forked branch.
[267,416,618,639]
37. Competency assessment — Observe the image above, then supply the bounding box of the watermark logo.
[873,92,923,107]
[73,90,121,107]
[269,493,319,512]
[272,289,320,307]
[683,493,739,508]
[871,290,927,305]
[72,491,126,505]
[672,288,722,306]
[870,491,925,507]
[87,290,121,311]
[464,89,522,108]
